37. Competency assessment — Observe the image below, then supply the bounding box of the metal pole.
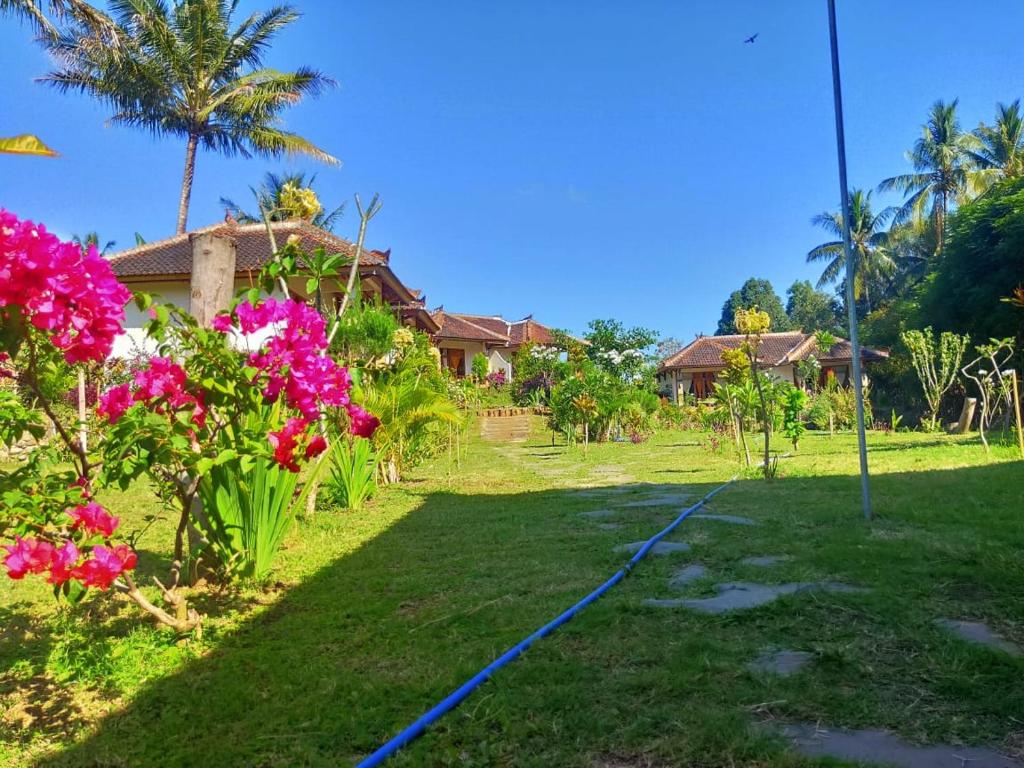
[826,0,872,520]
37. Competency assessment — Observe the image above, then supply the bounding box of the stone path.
[776,723,1024,768]
[645,581,867,613]
[747,649,812,677]
[740,555,789,567]
[935,619,1022,657]
[668,564,707,589]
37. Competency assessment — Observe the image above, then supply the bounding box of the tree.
[971,101,1024,183]
[72,231,115,256]
[901,327,970,430]
[584,318,657,382]
[656,337,683,359]
[879,99,984,252]
[716,278,790,335]
[0,0,107,36]
[807,189,896,315]
[220,171,346,232]
[42,0,337,235]
[735,307,774,478]
[785,280,842,334]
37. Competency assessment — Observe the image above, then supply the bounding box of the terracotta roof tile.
[108,220,389,279]
[660,332,886,370]
[431,311,510,343]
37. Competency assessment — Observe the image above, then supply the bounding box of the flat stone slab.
[570,487,633,497]
[741,555,789,567]
[690,513,758,526]
[668,581,867,614]
[668,564,708,589]
[614,541,690,556]
[747,649,813,677]
[779,723,1024,768]
[935,619,1022,657]
[620,494,690,508]
[596,523,622,531]
[578,509,616,520]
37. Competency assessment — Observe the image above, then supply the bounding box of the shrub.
[326,437,377,511]
[471,353,489,382]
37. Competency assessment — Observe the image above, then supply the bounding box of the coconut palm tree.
[1,0,106,36]
[220,171,345,232]
[72,231,116,256]
[878,99,983,253]
[971,101,1024,183]
[807,189,896,315]
[41,0,338,235]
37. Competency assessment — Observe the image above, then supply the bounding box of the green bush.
[471,352,489,382]
[326,437,377,511]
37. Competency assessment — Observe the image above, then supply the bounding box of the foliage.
[330,298,401,364]
[584,318,657,383]
[471,352,489,382]
[901,326,970,430]
[781,387,808,450]
[512,343,563,405]
[486,369,507,388]
[326,436,377,511]
[41,0,337,232]
[221,171,346,232]
[656,337,683,359]
[717,278,791,335]
[785,280,843,335]
[734,307,776,477]
[960,338,1016,451]
[971,100,1024,182]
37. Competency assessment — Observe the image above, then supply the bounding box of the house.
[107,219,438,355]
[658,331,888,402]
[430,310,558,379]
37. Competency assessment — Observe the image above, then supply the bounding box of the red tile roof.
[108,220,390,279]
[660,332,887,371]
[431,311,559,346]
[430,311,510,343]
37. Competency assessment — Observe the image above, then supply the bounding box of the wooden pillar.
[189,232,237,327]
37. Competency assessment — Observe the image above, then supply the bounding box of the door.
[446,348,465,377]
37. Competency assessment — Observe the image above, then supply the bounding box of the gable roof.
[431,311,558,346]
[108,220,390,279]
[660,331,887,371]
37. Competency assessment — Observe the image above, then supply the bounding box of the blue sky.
[1,1,1021,342]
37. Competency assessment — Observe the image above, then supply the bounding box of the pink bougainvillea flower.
[48,540,79,585]
[347,404,381,439]
[267,417,308,473]
[67,502,120,538]
[133,357,188,403]
[71,544,136,590]
[96,383,133,424]
[210,312,234,333]
[3,536,55,580]
[0,210,131,363]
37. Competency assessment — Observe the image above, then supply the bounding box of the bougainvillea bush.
[0,210,379,632]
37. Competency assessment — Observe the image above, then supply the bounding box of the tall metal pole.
[826,0,872,520]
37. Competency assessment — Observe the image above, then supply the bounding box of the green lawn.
[2,422,1023,767]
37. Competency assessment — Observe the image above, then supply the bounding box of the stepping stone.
[691,514,758,526]
[614,541,690,556]
[668,563,707,589]
[778,723,1024,768]
[741,555,789,567]
[747,649,813,677]
[596,523,622,531]
[666,581,867,614]
[578,509,615,520]
[620,494,690,508]
[935,619,1022,657]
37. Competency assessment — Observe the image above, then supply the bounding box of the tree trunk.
[176,134,199,235]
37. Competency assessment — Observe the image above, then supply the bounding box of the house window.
[689,371,716,398]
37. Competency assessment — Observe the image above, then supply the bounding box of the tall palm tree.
[878,99,983,253]
[971,100,1024,183]
[41,0,338,235]
[1,0,107,36]
[807,189,896,315]
[220,171,345,232]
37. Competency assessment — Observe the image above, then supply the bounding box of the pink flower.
[347,404,381,438]
[0,211,131,363]
[96,383,133,424]
[305,434,327,459]
[3,536,55,580]
[48,540,79,585]
[133,357,188,403]
[210,312,234,332]
[67,502,120,537]
[71,544,136,590]
[267,417,308,472]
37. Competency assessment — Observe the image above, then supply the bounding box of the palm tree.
[1,0,107,36]
[971,101,1024,183]
[41,0,338,235]
[72,231,116,256]
[807,189,896,315]
[878,99,983,253]
[220,171,345,232]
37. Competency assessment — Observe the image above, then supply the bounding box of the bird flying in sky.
[744,33,758,43]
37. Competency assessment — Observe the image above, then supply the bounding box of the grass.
[1,422,1023,767]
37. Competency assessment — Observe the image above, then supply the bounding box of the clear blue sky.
[2,1,1021,342]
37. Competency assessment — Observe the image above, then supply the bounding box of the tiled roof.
[108,220,390,278]
[431,311,510,343]
[510,317,556,345]
[660,331,886,370]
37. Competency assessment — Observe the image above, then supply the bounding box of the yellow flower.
[392,327,415,348]
[279,182,322,221]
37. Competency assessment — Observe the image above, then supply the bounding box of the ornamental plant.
[735,306,775,478]
[900,327,970,430]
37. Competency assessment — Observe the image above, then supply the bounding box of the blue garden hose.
[355,478,735,767]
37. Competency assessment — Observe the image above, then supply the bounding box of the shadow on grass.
[26,460,1024,767]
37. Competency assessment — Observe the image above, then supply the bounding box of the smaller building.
[430,310,558,379]
[658,331,888,401]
